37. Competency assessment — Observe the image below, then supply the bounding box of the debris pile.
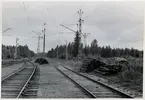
[80,57,106,72]
[80,57,124,75]
[94,64,122,75]
[35,58,49,65]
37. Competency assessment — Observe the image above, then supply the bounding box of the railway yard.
[1,58,142,98]
[2,2,143,99]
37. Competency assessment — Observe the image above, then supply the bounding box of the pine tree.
[73,31,81,57]
[90,39,99,56]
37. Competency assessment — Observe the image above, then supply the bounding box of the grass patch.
[61,56,143,95]
[107,57,143,93]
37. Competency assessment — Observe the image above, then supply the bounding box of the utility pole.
[32,31,43,56]
[82,33,90,57]
[15,38,19,60]
[60,9,89,59]
[82,33,90,48]
[65,40,68,61]
[37,36,40,54]
[57,45,58,60]
[37,35,43,55]
[77,9,84,59]
[78,9,83,35]
[42,23,46,56]
[57,32,69,61]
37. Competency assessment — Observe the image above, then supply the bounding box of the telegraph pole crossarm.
[2,28,12,33]
[60,24,76,33]
[32,31,41,35]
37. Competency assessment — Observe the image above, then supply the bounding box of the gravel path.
[2,63,25,78]
[37,62,89,98]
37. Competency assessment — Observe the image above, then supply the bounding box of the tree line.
[2,45,35,59]
[47,38,143,59]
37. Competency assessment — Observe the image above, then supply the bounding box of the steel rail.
[2,63,28,82]
[16,62,36,98]
[55,66,96,98]
[61,65,134,98]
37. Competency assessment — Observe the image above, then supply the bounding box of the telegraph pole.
[77,9,83,58]
[37,36,40,54]
[57,32,69,61]
[32,31,43,56]
[78,9,83,35]
[42,23,46,56]
[15,38,19,60]
[65,40,68,61]
[82,33,90,48]
[60,9,89,59]
[37,35,43,55]
[57,45,58,60]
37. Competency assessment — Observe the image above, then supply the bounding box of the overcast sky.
[2,1,144,53]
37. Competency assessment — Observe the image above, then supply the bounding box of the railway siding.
[61,64,142,98]
[57,65,134,98]
[1,61,36,98]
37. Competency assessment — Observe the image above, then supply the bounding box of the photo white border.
[0,0,144,100]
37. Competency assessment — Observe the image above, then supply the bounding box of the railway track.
[1,61,37,98]
[55,65,134,98]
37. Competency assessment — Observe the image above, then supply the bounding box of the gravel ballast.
[37,62,89,98]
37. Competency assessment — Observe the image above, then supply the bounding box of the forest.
[47,39,143,59]
[2,45,35,59]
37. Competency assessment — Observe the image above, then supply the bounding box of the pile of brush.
[80,57,123,75]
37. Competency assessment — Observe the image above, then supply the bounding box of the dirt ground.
[2,63,25,78]
[2,59,24,67]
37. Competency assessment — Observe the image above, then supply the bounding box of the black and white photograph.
[1,0,144,99]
